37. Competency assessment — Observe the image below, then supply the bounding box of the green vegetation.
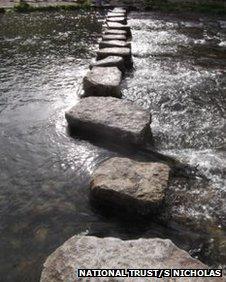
[13,0,91,13]
[144,0,226,15]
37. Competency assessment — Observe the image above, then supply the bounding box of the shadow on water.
[0,9,226,282]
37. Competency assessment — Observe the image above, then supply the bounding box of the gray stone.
[107,17,127,25]
[107,12,126,18]
[104,29,127,36]
[102,34,127,41]
[104,22,131,37]
[83,67,122,98]
[112,8,127,14]
[97,47,132,68]
[89,56,126,74]
[65,97,152,146]
[91,157,170,214]
[99,40,131,49]
[41,236,216,282]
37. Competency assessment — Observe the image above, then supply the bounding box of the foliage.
[144,0,226,15]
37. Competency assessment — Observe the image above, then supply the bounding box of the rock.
[102,34,127,41]
[107,17,127,25]
[97,47,132,69]
[91,157,170,215]
[107,12,126,18]
[104,22,131,37]
[112,8,127,14]
[41,236,214,282]
[65,97,152,146]
[83,67,122,98]
[89,56,126,74]
[99,40,131,49]
[104,29,127,36]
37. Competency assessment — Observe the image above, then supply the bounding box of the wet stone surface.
[102,34,127,41]
[65,96,152,147]
[41,236,211,282]
[97,47,132,68]
[99,40,131,49]
[89,56,126,73]
[83,66,122,98]
[91,157,170,215]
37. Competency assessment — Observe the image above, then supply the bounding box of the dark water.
[0,10,225,281]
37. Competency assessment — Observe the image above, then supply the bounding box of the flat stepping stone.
[107,17,127,25]
[91,157,170,214]
[102,34,127,41]
[99,40,131,49]
[41,236,209,282]
[107,12,125,18]
[89,56,126,73]
[105,22,131,37]
[65,97,152,146]
[97,47,133,68]
[112,8,127,14]
[83,67,122,98]
[104,29,127,36]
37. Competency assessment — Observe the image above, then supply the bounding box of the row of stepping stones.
[40,8,214,281]
[65,7,171,216]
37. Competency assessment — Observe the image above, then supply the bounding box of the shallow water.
[0,10,226,281]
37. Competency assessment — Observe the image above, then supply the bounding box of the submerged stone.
[41,236,210,282]
[83,67,122,98]
[102,34,127,41]
[65,97,151,146]
[99,40,131,49]
[104,29,127,36]
[107,17,127,25]
[89,56,126,73]
[91,157,170,215]
[97,47,132,68]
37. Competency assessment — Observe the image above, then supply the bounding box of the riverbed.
[0,10,225,281]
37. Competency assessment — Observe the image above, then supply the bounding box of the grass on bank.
[144,0,226,15]
[13,0,91,13]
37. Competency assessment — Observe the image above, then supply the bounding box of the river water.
[0,10,225,281]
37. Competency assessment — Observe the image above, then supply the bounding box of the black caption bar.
[77,269,222,278]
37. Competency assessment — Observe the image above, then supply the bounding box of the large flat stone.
[83,67,122,98]
[89,56,126,73]
[41,236,215,282]
[97,47,132,68]
[102,34,127,41]
[105,22,131,37]
[65,97,151,146]
[99,40,131,49]
[112,8,127,14]
[104,29,127,36]
[107,17,127,25]
[91,157,170,214]
[107,12,126,18]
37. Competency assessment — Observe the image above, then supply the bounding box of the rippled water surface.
[0,10,226,281]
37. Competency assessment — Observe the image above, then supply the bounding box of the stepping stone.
[91,157,170,214]
[83,67,122,98]
[41,236,209,282]
[65,97,152,146]
[107,12,125,18]
[102,34,127,41]
[107,17,127,25]
[99,40,131,49]
[104,29,127,36]
[89,56,126,74]
[104,22,131,37]
[97,47,133,68]
[112,8,127,14]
